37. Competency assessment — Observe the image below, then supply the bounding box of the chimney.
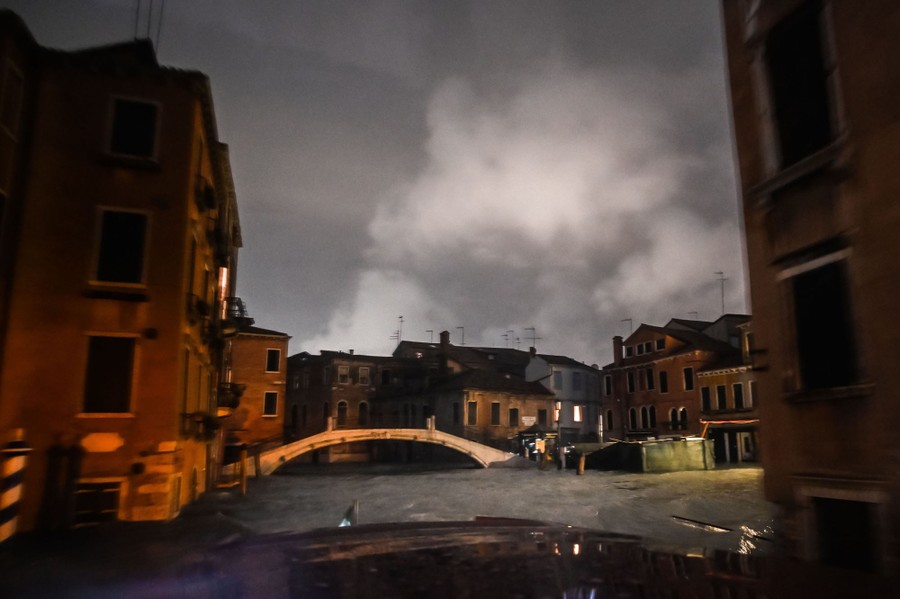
[349,349,354,355]
[529,346,536,358]
[613,335,623,366]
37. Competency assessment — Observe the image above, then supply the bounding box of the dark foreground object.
[2,517,895,598]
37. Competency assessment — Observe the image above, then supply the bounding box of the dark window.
[95,211,147,284]
[814,497,876,572]
[766,2,832,167]
[83,336,134,413]
[679,408,688,430]
[265,349,281,372]
[734,383,745,410]
[701,387,711,412]
[659,371,668,393]
[572,372,583,391]
[683,368,694,391]
[640,406,649,429]
[670,408,678,430]
[656,338,665,351]
[381,369,391,385]
[467,401,477,426]
[509,408,519,427]
[793,260,858,389]
[603,375,612,395]
[491,402,500,425]
[553,371,563,390]
[644,342,652,353]
[749,381,757,408]
[645,368,655,391]
[649,406,657,428]
[110,98,158,158]
[264,392,278,416]
[716,385,727,410]
[624,346,633,358]
[606,410,613,430]
[452,402,460,425]
[629,408,637,430]
[359,402,369,426]
[537,409,547,426]
[626,371,635,393]
[73,482,120,525]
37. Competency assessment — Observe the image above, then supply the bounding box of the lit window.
[554,401,561,422]
[263,392,278,416]
[574,405,583,423]
[95,210,147,284]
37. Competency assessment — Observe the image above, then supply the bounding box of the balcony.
[222,296,254,334]
[186,294,211,325]
[218,382,246,410]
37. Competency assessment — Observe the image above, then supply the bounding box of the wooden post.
[239,444,248,496]
[253,449,261,479]
[577,453,586,475]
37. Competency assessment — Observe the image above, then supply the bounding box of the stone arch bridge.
[258,417,517,474]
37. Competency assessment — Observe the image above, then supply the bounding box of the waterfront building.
[525,350,602,444]
[224,326,290,449]
[0,11,243,529]
[600,316,749,443]
[720,0,900,571]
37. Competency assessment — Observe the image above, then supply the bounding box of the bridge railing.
[327,415,436,432]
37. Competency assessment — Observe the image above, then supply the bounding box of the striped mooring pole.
[1,429,32,544]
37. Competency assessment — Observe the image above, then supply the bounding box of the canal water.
[204,462,777,556]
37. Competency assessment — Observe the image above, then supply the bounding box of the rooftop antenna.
[620,318,633,335]
[426,329,434,343]
[524,327,541,348]
[688,311,699,319]
[456,326,465,346]
[714,272,727,315]
[515,337,521,350]
[502,330,515,348]
[397,316,404,341]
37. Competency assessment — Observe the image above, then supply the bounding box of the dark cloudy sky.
[4,1,747,364]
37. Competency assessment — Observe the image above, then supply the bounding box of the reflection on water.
[199,462,777,556]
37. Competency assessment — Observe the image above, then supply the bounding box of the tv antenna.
[456,326,465,346]
[524,327,541,347]
[714,272,727,315]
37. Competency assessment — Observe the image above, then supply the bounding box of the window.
[467,401,477,426]
[644,341,652,354]
[359,402,369,426]
[649,406,657,428]
[733,383,745,410]
[645,368,655,391]
[337,365,349,384]
[603,375,612,395]
[636,344,644,356]
[381,369,391,385]
[748,381,757,408]
[554,401,561,422]
[509,408,519,427]
[94,210,147,284]
[791,258,858,390]
[538,409,547,426]
[626,371,635,393]
[628,408,637,430]
[640,406,649,429]
[452,402,460,425]
[553,371,563,390]
[491,402,501,425]
[336,400,347,425]
[573,405,583,423]
[656,338,665,351]
[701,387,712,412]
[109,98,158,158]
[83,336,135,413]
[765,2,832,167]
[670,408,678,430]
[571,372,581,391]
[263,392,278,416]
[814,497,876,572]
[265,349,281,373]
[624,346,633,358]
[679,408,688,430]
[358,367,370,386]
[659,371,668,393]
[716,385,727,410]
[683,367,694,391]
[605,410,613,431]
[73,482,120,525]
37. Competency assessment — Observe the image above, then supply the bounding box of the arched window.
[629,407,637,430]
[640,406,649,429]
[606,409,614,431]
[669,408,678,430]
[649,406,657,428]
[358,402,369,426]
[679,407,688,431]
[337,401,348,426]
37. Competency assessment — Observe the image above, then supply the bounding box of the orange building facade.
[0,12,243,530]
[721,0,900,571]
